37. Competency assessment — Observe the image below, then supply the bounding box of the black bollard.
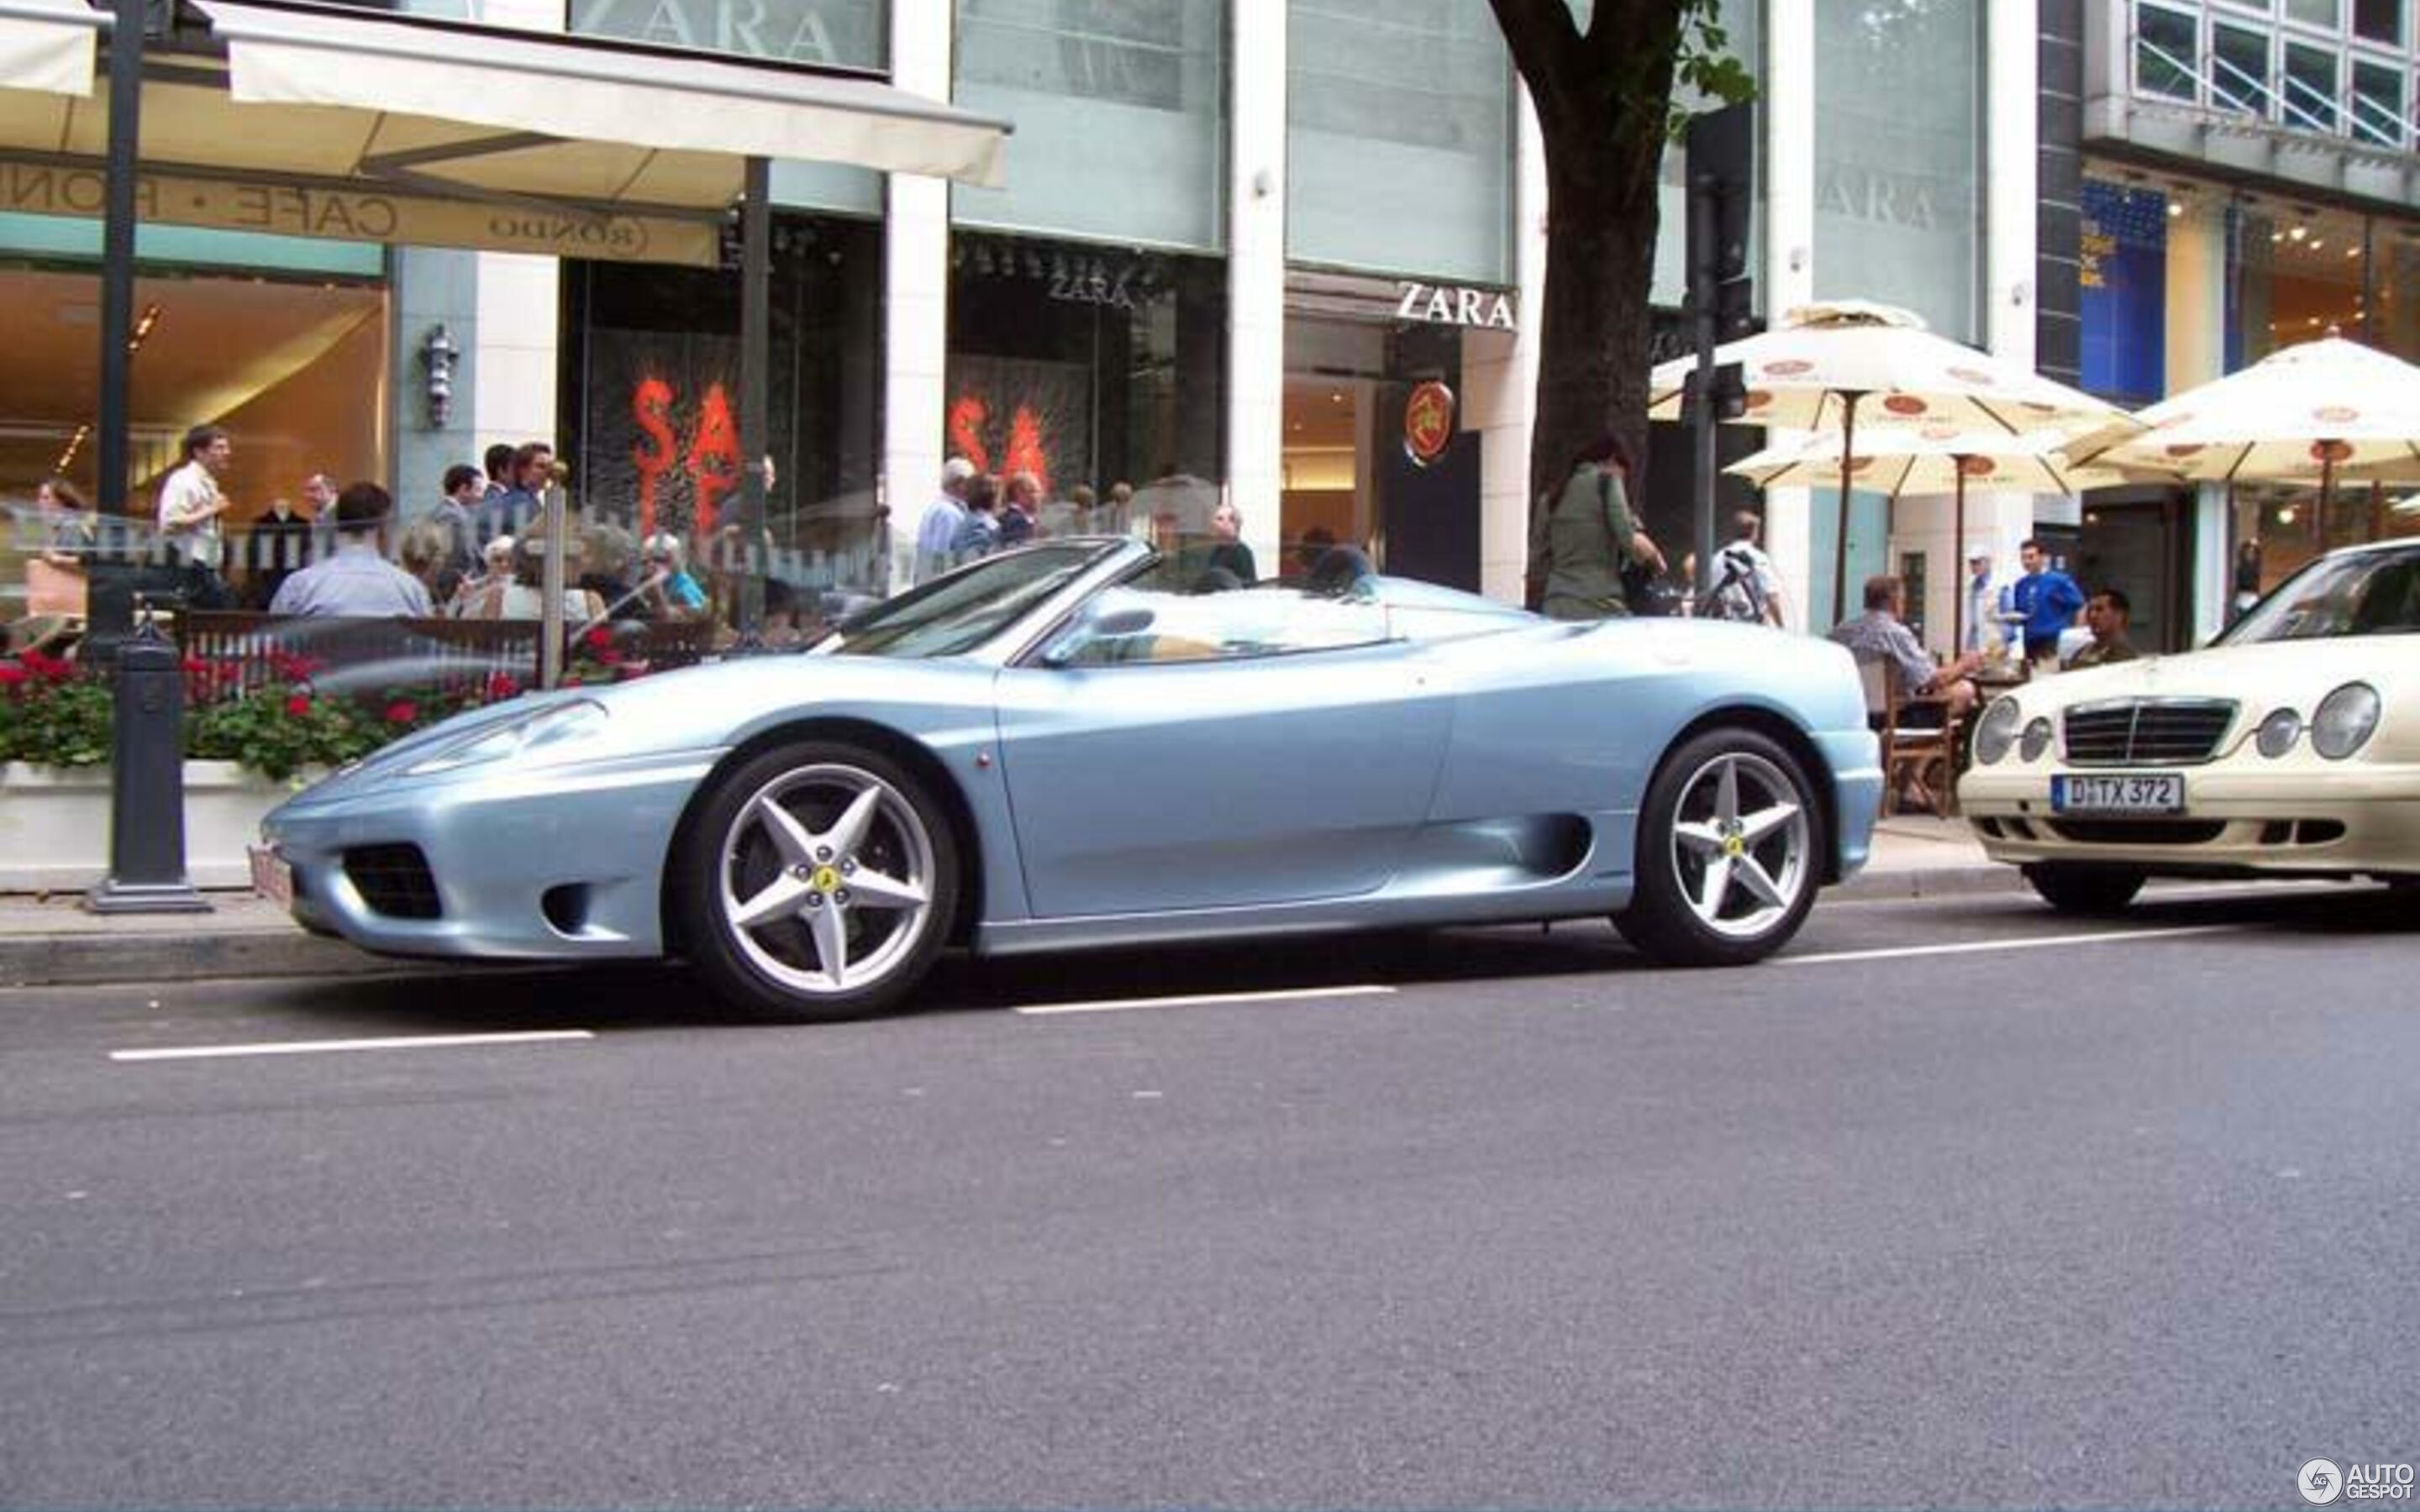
[84,605,211,915]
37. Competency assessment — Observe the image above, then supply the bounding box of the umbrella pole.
[1952,465,1968,659]
[1832,392,1863,627]
[2318,452,2335,549]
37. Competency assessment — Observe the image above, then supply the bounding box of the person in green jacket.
[1527,433,1666,620]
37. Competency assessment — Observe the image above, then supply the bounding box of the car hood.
[276,654,1001,812]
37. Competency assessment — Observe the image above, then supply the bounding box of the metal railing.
[2132,16,2416,151]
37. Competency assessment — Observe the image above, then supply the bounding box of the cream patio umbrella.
[1728,427,2134,654]
[2063,333,2420,512]
[1650,300,2138,620]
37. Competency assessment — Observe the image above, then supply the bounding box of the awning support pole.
[92,0,146,649]
[736,155,770,638]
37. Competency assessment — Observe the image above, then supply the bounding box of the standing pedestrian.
[1962,545,2004,657]
[1527,433,1664,621]
[155,423,236,609]
[952,474,1002,559]
[2012,537,2086,670]
[998,471,1042,548]
[1706,509,1785,627]
[429,465,483,595]
[915,458,975,582]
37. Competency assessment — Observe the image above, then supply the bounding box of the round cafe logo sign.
[1404,381,1456,467]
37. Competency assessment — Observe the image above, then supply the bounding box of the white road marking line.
[1782,923,2243,968]
[110,1030,596,1063]
[1014,984,1397,1017]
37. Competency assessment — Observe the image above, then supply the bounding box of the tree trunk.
[1490,0,1691,597]
[1532,150,1663,514]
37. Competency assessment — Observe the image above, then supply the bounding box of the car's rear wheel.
[674,740,959,1021]
[1615,727,1822,967]
[2021,862,2145,915]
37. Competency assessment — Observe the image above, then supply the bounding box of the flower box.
[0,761,317,894]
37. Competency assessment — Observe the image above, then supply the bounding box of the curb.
[4,866,2028,989]
[0,928,422,990]
[1832,863,2027,903]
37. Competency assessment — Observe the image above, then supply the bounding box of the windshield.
[2219,544,2420,644]
[825,543,1117,659]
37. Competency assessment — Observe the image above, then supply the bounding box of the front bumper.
[1816,726,1885,882]
[1958,759,2420,877]
[260,749,723,960]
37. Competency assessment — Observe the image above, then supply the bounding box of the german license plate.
[2052,773,2185,814]
[248,843,293,907]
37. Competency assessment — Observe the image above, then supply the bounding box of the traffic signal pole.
[1688,178,1720,605]
[1681,103,1754,612]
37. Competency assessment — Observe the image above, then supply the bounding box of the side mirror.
[1041,603,1155,668]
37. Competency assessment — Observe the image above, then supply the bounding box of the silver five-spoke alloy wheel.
[717,762,939,997]
[1665,748,1812,940]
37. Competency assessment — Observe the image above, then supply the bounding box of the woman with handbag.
[1527,433,1666,621]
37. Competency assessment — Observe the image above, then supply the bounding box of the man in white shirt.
[914,457,976,583]
[1962,545,2004,657]
[269,482,434,618]
[1707,510,1786,627]
[156,423,236,608]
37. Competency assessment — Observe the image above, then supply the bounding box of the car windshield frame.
[2215,542,2420,645]
[820,541,1129,660]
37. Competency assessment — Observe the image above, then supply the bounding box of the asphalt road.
[2,885,2416,1509]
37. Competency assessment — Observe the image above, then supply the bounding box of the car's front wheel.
[1615,727,1822,967]
[673,740,960,1021]
[2021,862,2145,915]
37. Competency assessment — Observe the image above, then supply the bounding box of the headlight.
[1974,698,2022,764]
[402,699,609,777]
[2255,708,2302,759]
[2019,717,2054,763]
[2312,683,2381,760]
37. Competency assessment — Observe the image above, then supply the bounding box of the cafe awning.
[0,0,103,97]
[0,0,1009,265]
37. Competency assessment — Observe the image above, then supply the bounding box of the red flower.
[583,627,613,652]
[486,672,522,702]
[0,662,27,686]
[285,693,312,717]
[19,649,73,682]
[383,700,419,726]
[181,656,208,675]
[597,648,623,667]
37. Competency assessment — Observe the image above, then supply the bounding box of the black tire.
[2021,862,2146,915]
[1615,727,1824,968]
[672,739,960,1021]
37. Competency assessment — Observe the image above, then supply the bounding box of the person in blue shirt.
[268,483,434,618]
[2012,537,2085,668]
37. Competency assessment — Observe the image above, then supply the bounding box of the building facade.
[2046,0,2420,648]
[8,0,2047,643]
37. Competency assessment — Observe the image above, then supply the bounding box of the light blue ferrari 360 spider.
[257,538,1883,1019]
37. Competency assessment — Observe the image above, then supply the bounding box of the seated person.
[1829,572,1982,728]
[2063,585,2142,669]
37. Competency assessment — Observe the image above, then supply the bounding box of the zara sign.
[1395,281,1517,331]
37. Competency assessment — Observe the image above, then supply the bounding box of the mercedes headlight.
[2020,717,2054,763]
[1975,698,2023,764]
[2255,708,2302,759]
[2311,683,2381,760]
[402,699,608,777]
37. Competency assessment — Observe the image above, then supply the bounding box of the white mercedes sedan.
[1959,537,2420,912]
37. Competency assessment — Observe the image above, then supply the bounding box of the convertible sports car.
[1960,536,2420,911]
[257,538,1883,1020]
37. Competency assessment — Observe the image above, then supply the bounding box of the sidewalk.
[0,816,2013,989]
